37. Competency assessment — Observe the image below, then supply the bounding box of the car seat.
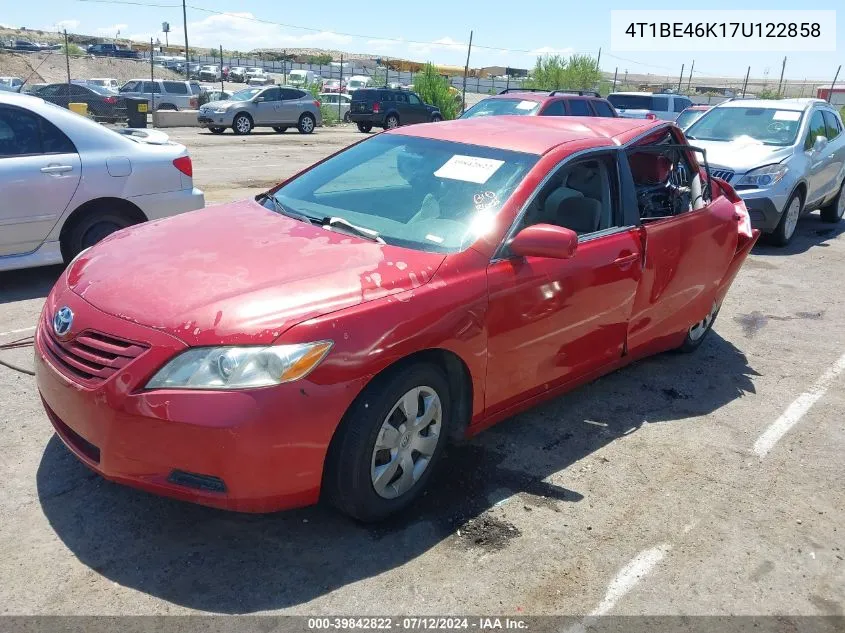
[545,190,601,234]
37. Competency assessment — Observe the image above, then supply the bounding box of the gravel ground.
[0,128,843,617]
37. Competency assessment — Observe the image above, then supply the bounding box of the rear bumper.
[350,113,385,125]
[128,187,205,221]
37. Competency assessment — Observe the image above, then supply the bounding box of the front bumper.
[35,280,356,513]
[727,174,793,232]
[197,112,234,127]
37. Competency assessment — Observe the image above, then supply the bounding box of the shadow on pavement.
[0,265,63,305]
[37,332,757,613]
[753,211,845,257]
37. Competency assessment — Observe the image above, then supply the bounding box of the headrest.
[629,152,671,184]
[544,187,583,217]
[557,197,602,234]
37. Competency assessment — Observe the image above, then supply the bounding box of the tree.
[412,64,460,119]
[522,54,601,92]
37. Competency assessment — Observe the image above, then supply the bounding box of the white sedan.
[0,92,204,272]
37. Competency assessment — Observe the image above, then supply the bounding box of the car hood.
[202,99,236,109]
[689,137,794,172]
[66,200,447,347]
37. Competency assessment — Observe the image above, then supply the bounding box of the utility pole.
[612,67,618,91]
[742,66,751,98]
[182,0,190,80]
[461,30,473,114]
[828,65,841,103]
[678,63,684,92]
[687,60,694,91]
[64,30,71,84]
[339,54,343,121]
[219,44,224,91]
[777,56,786,97]
[596,47,601,72]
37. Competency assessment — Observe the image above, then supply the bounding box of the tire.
[385,114,400,129]
[677,302,720,353]
[357,122,373,133]
[343,111,351,123]
[297,113,316,134]
[324,363,451,522]
[65,211,135,260]
[232,113,252,135]
[820,180,845,223]
[209,126,225,134]
[769,190,803,246]
[431,114,442,123]
[273,126,288,133]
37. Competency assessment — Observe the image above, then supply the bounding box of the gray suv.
[119,79,200,111]
[198,86,322,135]
[686,98,845,245]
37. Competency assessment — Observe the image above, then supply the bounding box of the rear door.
[624,135,738,357]
[279,88,306,124]
[0,104,81,256]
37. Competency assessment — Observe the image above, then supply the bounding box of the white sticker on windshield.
[434,155,505,184]
[515,100,536,110]
[425,234,444,243]
[772,110,801,121]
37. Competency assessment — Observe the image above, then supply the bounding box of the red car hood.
[66,200,446,346]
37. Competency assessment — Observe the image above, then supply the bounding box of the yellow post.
[68,103,88,116]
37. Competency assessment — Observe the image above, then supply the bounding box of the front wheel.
[357,122,373,133]
[769,191,802,246]
[297,113,316,134]
[677,301,720,353]
[324,363,451,522]
[820,181,845,223]
[232,114,252,135]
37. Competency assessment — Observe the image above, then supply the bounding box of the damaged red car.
[35,115,757,521]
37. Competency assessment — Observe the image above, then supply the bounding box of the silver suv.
[607,91,693,121]
[686,98,845,245]
[119,79,200,111]
[197,85,322,135]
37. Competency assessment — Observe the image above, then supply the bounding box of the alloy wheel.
[300,115,315,133]
[370,386,442,499]
[689,302,718,342]
[783,196,801,240]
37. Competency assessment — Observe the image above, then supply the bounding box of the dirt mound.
[0,51,182,85]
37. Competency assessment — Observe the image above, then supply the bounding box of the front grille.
[41,319,148,387]
[711,169,735,182]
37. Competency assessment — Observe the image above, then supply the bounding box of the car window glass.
[822,110,842,139]
[40,115,76,154]
[141,81,161,93]
[805,111,827,150]
[280,88,300,100]
[394,92,408,103]
[70,85,88,96]
[568,99,592,116]
[120,81,138,92]
[0,105,42,156]
[262,88,281,101]
[592,101,615,117]
[408,94,422,105]
[651,96,669,111]
[162,81,188,94]
[519,154,619,236]
[541,101,566,116]
[627,138,707,218]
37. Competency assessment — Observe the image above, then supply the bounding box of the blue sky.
[4,0,842,81]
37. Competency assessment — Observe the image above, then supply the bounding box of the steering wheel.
[767,121,786,133]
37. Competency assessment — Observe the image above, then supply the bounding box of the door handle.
[614,252,639,266]
[41,165,73,174]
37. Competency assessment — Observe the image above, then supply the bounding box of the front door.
[804,109,832,205]
[253,87,282,125]
[0,104,81,257]
[406,93,428,124]
[485,152,642,414]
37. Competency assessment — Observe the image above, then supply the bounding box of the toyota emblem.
[53,307,74,337]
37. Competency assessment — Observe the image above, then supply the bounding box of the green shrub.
[62,43,85,56]
[412,64,459,119]
[522,54,601,92]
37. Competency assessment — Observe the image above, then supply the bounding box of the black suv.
[350,88,442,133]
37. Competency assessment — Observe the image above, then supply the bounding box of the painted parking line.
[0,326,35,338]
[754,350,845,458]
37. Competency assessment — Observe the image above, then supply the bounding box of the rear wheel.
[820,181,845,223]
[65,211,136,261]
[297,113,316,134]
[232,114,252,135]
[209,126,225,134]
[324,363,450,522]
[431,114,442,122]
[385,114,400,129]
[357,122,373,133]
[273,126,288,133]
[343,111,351,123]
[769,190,802,246]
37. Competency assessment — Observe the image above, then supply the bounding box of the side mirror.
[813,135,828,153]
[255,96,266,102]
[508,224,578,259]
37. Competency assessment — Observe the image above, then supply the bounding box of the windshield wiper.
[263,194,315,225]
[321,216,384,243]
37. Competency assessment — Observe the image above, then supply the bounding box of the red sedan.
[35,116,757,521]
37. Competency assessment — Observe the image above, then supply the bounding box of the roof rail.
[497,87,549,94]
[549,90,601,97]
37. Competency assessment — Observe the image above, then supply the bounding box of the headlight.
[213,106,230,113]
[734,164,788,188]
[145,341,333,390]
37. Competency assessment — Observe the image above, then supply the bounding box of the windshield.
[461,98,540,118]
[231,87,262,100]
[686,107,804,146]
[607,94,655,110]
[675,109,706,129]
[273,134,538,253]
